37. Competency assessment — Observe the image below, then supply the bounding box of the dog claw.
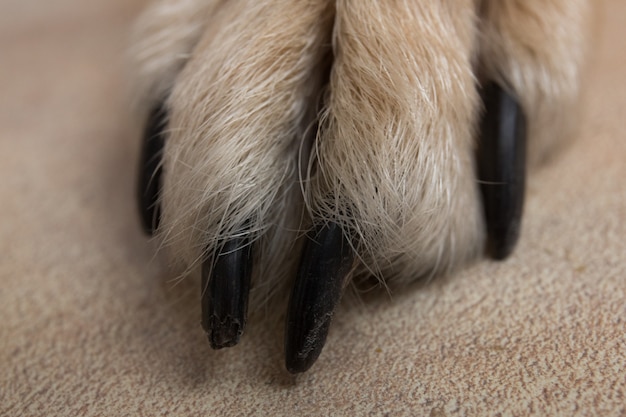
[477,82,527,260]
[201,234,253,349]
[137,103,168,235]
[285,222,354,374]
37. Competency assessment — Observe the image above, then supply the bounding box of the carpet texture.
[1,1,625,415]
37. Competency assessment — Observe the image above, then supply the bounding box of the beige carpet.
[2,1,625,415]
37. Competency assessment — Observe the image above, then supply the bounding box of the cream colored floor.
[1,1,625,415]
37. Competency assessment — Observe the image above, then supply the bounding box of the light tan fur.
[477,0,593,164]
[312,0,483,285]
[130,0,219,105]
[130,0,592,308]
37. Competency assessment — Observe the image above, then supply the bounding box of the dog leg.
[131,0,593,372]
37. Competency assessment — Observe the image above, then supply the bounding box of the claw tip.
[207,316,244,349]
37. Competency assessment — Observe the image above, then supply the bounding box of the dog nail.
[201,233,253,349]
[477,82,527,260]
[285,222,354,374]
[137,103,168,235]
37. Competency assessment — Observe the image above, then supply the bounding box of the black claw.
[201,233,253,349]
[137,103,168,235]
[477,82,527,260]
[285,222,354,374]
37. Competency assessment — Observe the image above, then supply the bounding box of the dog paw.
[131,0,591,372]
